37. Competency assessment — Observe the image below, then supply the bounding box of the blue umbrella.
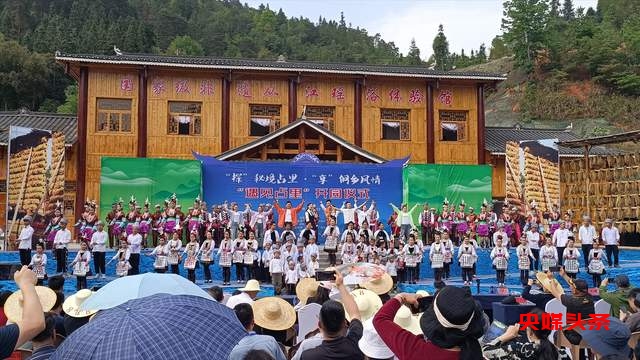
[51,294,246,360]
[80,273,212,311]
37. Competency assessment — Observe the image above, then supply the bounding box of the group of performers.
[19,193,622,291]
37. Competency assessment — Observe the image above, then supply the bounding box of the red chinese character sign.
[438,89,453,106]
[305,85,320,98]
[151,79,166,96]
[237,81,251,98]
[365,88,380,102]
[263,87,279,97]
[120,77,134,92]
[175,80,190,94]
[408,89,424,104]
[199,80,215,96]
[331,87,345,100]
[388,88,401,102]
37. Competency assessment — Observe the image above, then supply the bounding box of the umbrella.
[51,294,246,360]
[80,273,212,311]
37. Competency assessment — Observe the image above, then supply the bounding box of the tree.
[405,38,422,65]
[562,0,575,21]
[57,85,77,114]
[432,24,450,71]
[166,35,204,56]
[489,35,511,59]
[502,0,549,72]
[477,43,488,61]
[550,0,561,17]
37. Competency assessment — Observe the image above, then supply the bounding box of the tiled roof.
[485,126,619,157]
[55,52,506,81]
[0,110,77,146]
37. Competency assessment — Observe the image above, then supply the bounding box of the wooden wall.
[361,80,427,163]
[86,70,139,202]
[230,78,289,149]
[433,85,478,164]
[297,78,355,143]
[147,73,222,158]
[490,154,506,199]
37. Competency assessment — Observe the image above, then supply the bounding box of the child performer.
[200,231,214,283]
[491,237,510,286]
[218,230,233,285]
[563,239,581,279]
[269,249,284,295]
[232,232,246,283]
[540,237,558,272]
[516,235,534,286]
[243,231,258,280]
[323,219,340,267]
[183,232,200,283]
[341,233,357,265]
[403,234,420,284]
[442,230,454,280]
[149,235,169,273]
[284,261,299,295]
[71,241,92,290]
[588,241,606,287]
[167,232,183,275]
[458,235,477,286]
[260,242,273,283]
[308,253,320,279]
[29,243,47,285]
[430,232,445,283]
[112,239,131,277]
[304,236,319,265]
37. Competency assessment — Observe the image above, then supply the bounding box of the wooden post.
[299,125,306,152]
[477,84,486,164]
[221,75,231,152]
[319,134,325,154]
[137,68,148,157]
[75,66,88,232]
[426,82,435,163]
[354,80,362,147]
[336,144,343,162]
[288,78,298,123]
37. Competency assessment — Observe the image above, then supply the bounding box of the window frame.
[305,105,336,132]
[167,101,202,136]
[249,104,282,137]
[95,98,133,133]
[380,108,411,141]
[439,110,468,142]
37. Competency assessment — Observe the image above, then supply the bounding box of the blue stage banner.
[193,153,406,234]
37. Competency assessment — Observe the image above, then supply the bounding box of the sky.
[244,0,598,59]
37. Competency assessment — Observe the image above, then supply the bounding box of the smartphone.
[316,271,335,282]
[608,277,616,283]
[410,296,434,314]
[481,321,507,344]
[549,266,561,272]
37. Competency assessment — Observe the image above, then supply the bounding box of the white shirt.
[285,268,299,284]
[602,226,620,245]
[269,257,284,273]
[263,229,279,245]
[53,228,71,249]
[578,225,596,245]
[226,292,254,309]
[151,244,169,256]
[492,231,507,247]
[112,248,131,261]
[285,209,293,223]
[18,225,34,250]
[552,229,571,247]
[525,230,540,250]
[127,233,143,254]
[168,239,182,252]
[400,212,411,225]
[90,230,107,252]
[73,250,92,265]
[339,207,356,225]
[29,253,47,267]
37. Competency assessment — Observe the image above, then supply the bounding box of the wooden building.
[54,52,505,215]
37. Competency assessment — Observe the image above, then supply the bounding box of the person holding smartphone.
[621,288,640,332]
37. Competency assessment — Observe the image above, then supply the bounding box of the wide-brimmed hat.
[5,286,57,323]
[239,279,261,292]
[394,305,423,335]
[296,278,319,305]
[535,272,565,295]
[416,290,430,297]
[361,273,393,295]
[577,317,630,357]
[358,318,394,359]
[252,297,296,331]
[63,289,98,318]
[420,286,483,337]
[348,288,382,321]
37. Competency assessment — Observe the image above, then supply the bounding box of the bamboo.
[8,148,33,246]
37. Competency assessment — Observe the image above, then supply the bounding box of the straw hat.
[416,290,430,297]
[252,297,296,331]
[239,279,261,292]
[535,272,565,295]
[361,273,393,295]
[348,288,382,321]
[394,305,423,335]
[5,286,57,323]
[63,289,98,318]
[296,278,319,305]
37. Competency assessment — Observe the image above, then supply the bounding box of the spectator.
[47,276,65,293]
[207,286,224,302]
[62,289,97,336]
[599,275,634,317]
[373,286,485,360]
[299,270,364,360]
[26,312,57,360]
[523,278,554,310]
[227,280,261,309]
[0,266,46,358]
[229,303,286,360]
[601,218,621,268]
[482,308,570,360]
[0,290,12,326]
[253,297,296,347]
[49,292,66,337]
[357,318,394,360]
[576,317,632,359]
[545,269,594,345]
[621,288,640,332]
[244,349,275,360]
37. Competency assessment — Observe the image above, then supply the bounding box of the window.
[96,98,132,132]
[440,110,468,141]
[249,104,281,136]
[380,109,410,140]
[305,106,335,132]
[168,102,202,135]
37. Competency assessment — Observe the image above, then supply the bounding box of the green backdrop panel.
[99,157,202,217]
[403,164,492,222]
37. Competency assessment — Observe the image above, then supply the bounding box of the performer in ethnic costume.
[149,235,169,273]
[167,231,182,275]
[110,199,126,242]
[476,199,491,248]
[319,199,338,224]
[247,204,271,248]
[563,239,581,279]
[183,232,200,283]
[90,221,107,278]
[105,202,117,249]
[218,230,233,285]
[112,239,131,277]
[125,196,139,236]
[45,202,64,250]
[29,243,47,285]
[490,237,510,287]
[402,234,420,284]
[323,218,340,267]
[430,232,445,282]
[540,237,558,272]
[438,199,453,234]
[418,205,436,245]
[200,231,214,283]
[151,204,163,247]
[442,230,454,280]
[548,204,562,236]
[243,231,259,280]
[71,241,91,290]
[188,197,202,235]
[458,235,477,286]
[454,200,468,245]
[341,232,357,265]
[208,205,223,247]
[588,241,607,287]
[516,236,533,286]
[232,232,246,283]
[366,201,380,232]
[163,194,179,235]
[139,199,152,247]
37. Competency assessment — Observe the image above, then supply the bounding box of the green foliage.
[432,24,450,70]
[57,85,78,114]
[502,0,549,72]
[166,35,204,56]
[405,39,422,65]
[489,36,512,59]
